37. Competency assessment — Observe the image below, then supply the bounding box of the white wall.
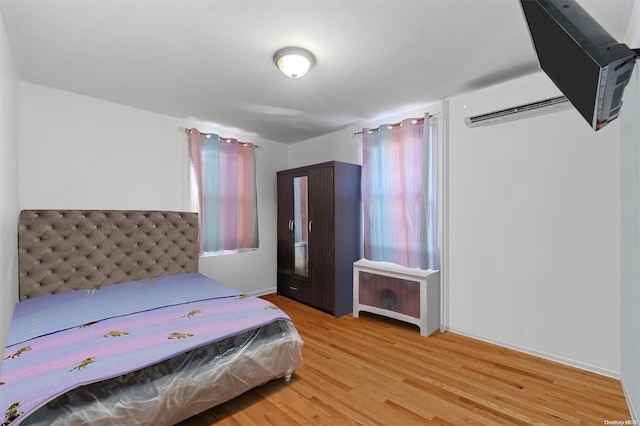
[19,82,288,295]
[0,9,19,366]
[621,64,640,422]
[447,72,621,376]
[288,127,361,169]
[620,1,640,419]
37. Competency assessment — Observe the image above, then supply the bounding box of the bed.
[1,210,304,426]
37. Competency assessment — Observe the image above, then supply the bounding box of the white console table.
[353,258,440,337]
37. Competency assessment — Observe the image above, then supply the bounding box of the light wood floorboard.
[178,294,631,425]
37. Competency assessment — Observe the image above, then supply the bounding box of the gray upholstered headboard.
[18,210,199,300]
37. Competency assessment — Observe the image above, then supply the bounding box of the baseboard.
[447,326,621,379]
[621,376,639,422]
[247,287,277,297]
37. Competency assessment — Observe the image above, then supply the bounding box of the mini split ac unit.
[464,95,572,128]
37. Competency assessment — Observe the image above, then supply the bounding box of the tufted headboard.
[18,210,199,300]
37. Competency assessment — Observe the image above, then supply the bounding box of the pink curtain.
[188,129,259,254]
[362,116,438,269]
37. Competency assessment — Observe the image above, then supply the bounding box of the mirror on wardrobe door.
[293,176,309,277]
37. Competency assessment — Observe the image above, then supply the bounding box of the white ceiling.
[0,0,635,144]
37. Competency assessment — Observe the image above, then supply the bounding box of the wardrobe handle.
[308,220,313,233]
[288,219,294,231]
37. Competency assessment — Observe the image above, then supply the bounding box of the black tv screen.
[519,0,637,130]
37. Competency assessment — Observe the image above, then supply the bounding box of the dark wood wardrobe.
[276,161,361,317]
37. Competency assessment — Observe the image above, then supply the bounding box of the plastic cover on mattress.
[22,320,303,426]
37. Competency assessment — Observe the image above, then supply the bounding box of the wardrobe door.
[308,166,335,312]
[276,173,294,276]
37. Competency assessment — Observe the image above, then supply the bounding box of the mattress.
[1,273,304,425]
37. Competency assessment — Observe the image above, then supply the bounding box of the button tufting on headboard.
[18,210,199,300]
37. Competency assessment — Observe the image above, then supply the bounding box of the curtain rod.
[182,127,259,148]
[352,115,432,137]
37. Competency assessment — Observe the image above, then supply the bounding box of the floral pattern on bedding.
[0,274,292,426]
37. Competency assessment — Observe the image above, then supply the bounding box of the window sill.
[199,248,257,258]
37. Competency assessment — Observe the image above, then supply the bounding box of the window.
[187,129,258,255]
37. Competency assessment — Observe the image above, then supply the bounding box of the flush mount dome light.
[273,47,316,79]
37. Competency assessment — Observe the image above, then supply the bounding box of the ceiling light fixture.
[273,47,316,79]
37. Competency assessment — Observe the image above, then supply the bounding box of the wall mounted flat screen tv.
[519,0,637,131]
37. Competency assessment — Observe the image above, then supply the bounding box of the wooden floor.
[179,294,631,425]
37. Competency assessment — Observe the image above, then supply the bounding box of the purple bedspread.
[0,273,292,425]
